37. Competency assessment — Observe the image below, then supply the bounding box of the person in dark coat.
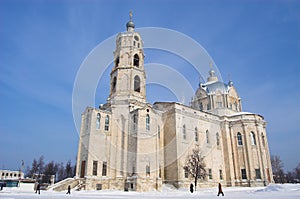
[36,183,40,194]
[217,183,224,196]
[66,185,71,194]
[190,183,194,193]
[0,183,4,191]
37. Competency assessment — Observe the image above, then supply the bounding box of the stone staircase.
[47,178,84,192]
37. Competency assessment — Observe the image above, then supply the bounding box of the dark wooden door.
[80,161,86,178]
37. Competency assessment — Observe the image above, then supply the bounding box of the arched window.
[194,127,198,142]
[206,130,210,144]
[115,57,119,67]
[104,115,109,131]
[237,132,243,145]
[250,131,256,145]
[96,113,101,130]
[112,77,117,92]
[183,125,186,140]
[146,114,150,130]
[134,75,140,92]
[134,54,139,67]
[216,132,220,146]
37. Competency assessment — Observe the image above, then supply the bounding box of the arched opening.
[133,54,139,67]
[237,132,243,145]
[195,127,198,142]
[134,75,140,92]
[146,114,150,130]
[250,131,256,145]
[206,130,210,144]
[115,57,119,67]
[96,113,101,130]
[112,77,117,93]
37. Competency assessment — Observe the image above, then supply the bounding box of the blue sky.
[0,0,299,172]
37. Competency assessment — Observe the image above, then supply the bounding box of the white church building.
[75,14,274,191]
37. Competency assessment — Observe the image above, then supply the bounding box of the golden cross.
[209,61,213,69]
[129,11,132,21]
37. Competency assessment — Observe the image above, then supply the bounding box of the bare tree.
[65,160,73,178]
[183,148,207,191]
[56,162,65,182]
[27,159,39,177]
[43,161,58,183]
[37,155,45,174]
[271,155,285,183]
[294,163,300,183]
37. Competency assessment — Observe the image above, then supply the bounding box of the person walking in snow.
[66,185,71,194]
[36,183,40,194]
[190,183,194,193]
[217,183,224,196]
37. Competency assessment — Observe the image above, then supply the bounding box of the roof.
[204,81,229,94]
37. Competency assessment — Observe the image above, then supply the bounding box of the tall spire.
[126,10,135,31]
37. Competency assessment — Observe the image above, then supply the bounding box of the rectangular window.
[104,116,109,131]
[102,162,107,176]
[241,169,247,179]
[146,115,150,131]
[216,133,220,146]
[255,169,261,179]
[208,169,212,179]
[184,169,189,178]
[92,161,98,176]
[96,184,102,190]
[146,165,150,176]
[183,125,186,140]
[195,128,198,142]
[158,125,160,139]
[219,170,223,180]
[217,102,222,108]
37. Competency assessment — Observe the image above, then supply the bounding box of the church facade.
[75,16,274,191]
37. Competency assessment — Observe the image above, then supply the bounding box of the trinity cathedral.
[75,15,274,191]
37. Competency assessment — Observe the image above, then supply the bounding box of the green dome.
[126,21,135,29]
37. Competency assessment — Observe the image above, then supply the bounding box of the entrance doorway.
[80,161,86,178]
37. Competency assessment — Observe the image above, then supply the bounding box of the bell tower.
[109,11,146,106]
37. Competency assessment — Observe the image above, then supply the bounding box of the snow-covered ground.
[0,184,299,199]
